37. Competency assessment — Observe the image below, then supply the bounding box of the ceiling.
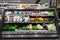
[0,0,49,4]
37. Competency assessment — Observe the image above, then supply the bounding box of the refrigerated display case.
[1,8,59,38]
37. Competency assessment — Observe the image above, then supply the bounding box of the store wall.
[57,0,60,8]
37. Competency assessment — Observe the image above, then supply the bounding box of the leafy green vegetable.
[3,24,18,31]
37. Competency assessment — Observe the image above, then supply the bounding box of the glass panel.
[2,10,56,31]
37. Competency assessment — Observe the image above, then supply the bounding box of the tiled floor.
[0,36,59,40]
[0,36,60,40]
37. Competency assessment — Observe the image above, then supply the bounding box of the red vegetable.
[35,17,38,20]
[44,18,48,21]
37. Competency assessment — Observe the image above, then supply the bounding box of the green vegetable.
[3,24,18,31]
[23,26,29,30]
[48,11,54,16]
[32,26,39,30]
[18,27,23,30]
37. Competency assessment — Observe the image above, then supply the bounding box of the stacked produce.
[6,3,48,9]
[3,9,56,32]
[3,23,56,31]
[30,17,52,22]
[5,11,54,23]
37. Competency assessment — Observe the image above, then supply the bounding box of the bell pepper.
[35,17,38,20]
[30,18,35,21]
[44,18,49,21]
[38,17,44,21]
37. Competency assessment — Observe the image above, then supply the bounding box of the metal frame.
[0,8,4,38]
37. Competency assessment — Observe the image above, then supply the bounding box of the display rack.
[0,8,58,38]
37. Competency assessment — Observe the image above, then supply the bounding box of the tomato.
[35,17,38,20]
